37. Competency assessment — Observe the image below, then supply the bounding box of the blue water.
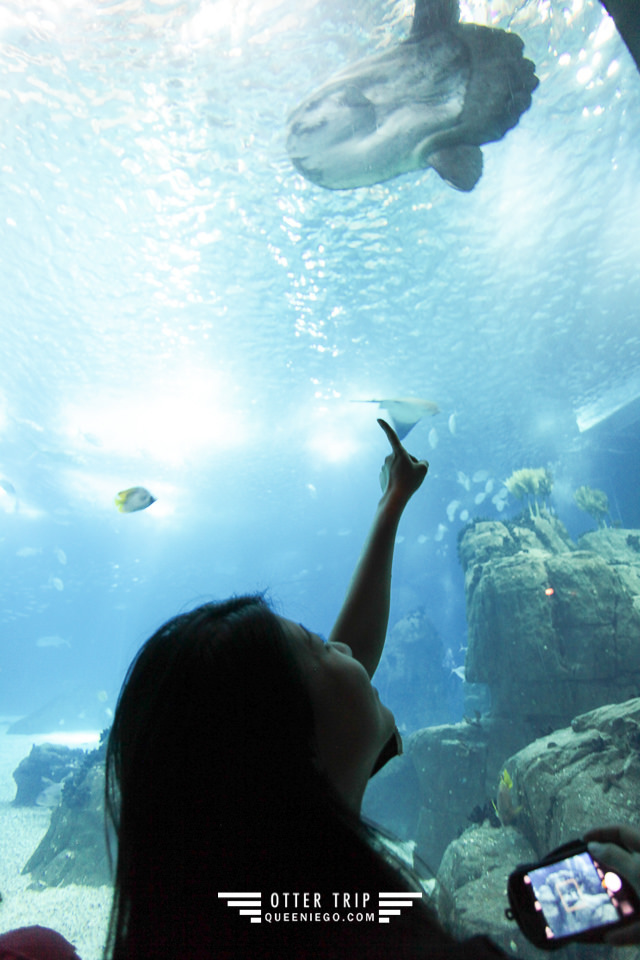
[0,0,639,732]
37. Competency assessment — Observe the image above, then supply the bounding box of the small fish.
[456,470,471,491]
[450,665,466,681]
[446,499,460,522]
[36,635,70,648]
[442,647,456,670]
[492,488,508,512]
[0,478,16,497]
[435,522,447,541]
[495,768,523,824]
[448,413,457,436]
[0,479,19,514]
[459,509,469,522]
[50,577,64,592]
[474,491,486,505]
[428,427,439,449]
[472,469,489,483]
[500,768,514,790]
[353,397,440,439]
[115,486,156,514]
[54,548,67,565]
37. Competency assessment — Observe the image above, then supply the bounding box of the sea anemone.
[504,467,553,516]
[574,485,610,528]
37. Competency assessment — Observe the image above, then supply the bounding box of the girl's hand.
[377,419,429,506]
[585,825,640,945]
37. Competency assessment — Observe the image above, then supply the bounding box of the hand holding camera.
[584,825,640,945]
[506,827,640,950]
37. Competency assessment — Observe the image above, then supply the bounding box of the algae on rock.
[574,484,610,528]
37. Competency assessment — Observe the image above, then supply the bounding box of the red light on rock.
[545,587,555,597]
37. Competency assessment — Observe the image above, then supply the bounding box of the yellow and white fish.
[114,486,156,514]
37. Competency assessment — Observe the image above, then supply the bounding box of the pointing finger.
[377,418,401,450]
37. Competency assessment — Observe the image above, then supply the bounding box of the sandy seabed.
[0,723,112,960]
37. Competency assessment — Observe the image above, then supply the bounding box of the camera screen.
[527,852,619,939]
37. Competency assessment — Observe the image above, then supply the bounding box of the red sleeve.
[0,927,82,960]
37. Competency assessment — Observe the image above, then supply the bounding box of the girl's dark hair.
[104,594,453,960]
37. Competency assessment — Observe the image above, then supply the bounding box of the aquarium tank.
[1,0,639,957]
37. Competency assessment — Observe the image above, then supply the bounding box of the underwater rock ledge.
[435,697,640,959]
[365,516,640,887]
[21,736,111,889]
[461,514,640,725]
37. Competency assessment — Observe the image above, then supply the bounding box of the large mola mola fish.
[286,0,538,192]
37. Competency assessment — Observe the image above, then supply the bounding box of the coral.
[574,485,610,528]
[504,467,553,516]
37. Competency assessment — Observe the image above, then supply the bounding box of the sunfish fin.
[598,0,640,72]
[410,0,460,39]
[341,85,377,135]
[457,25,538,142]
[428,144,483,191]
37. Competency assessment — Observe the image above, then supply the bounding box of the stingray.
[353,397,440,440]
[286,0,538,192]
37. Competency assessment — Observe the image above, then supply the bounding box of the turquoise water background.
[0,0,639,723]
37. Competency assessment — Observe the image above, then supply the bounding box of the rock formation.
[462,516,640,727]
[365,515,640,875]
[373,607,463,733]
[12,743,84,808]
[437,698,640,958]
[22,736,111,888]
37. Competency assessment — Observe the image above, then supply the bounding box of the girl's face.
[280,618,396,811]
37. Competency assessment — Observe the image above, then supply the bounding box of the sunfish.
[286,0,538,192]
[353,397,440,439]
